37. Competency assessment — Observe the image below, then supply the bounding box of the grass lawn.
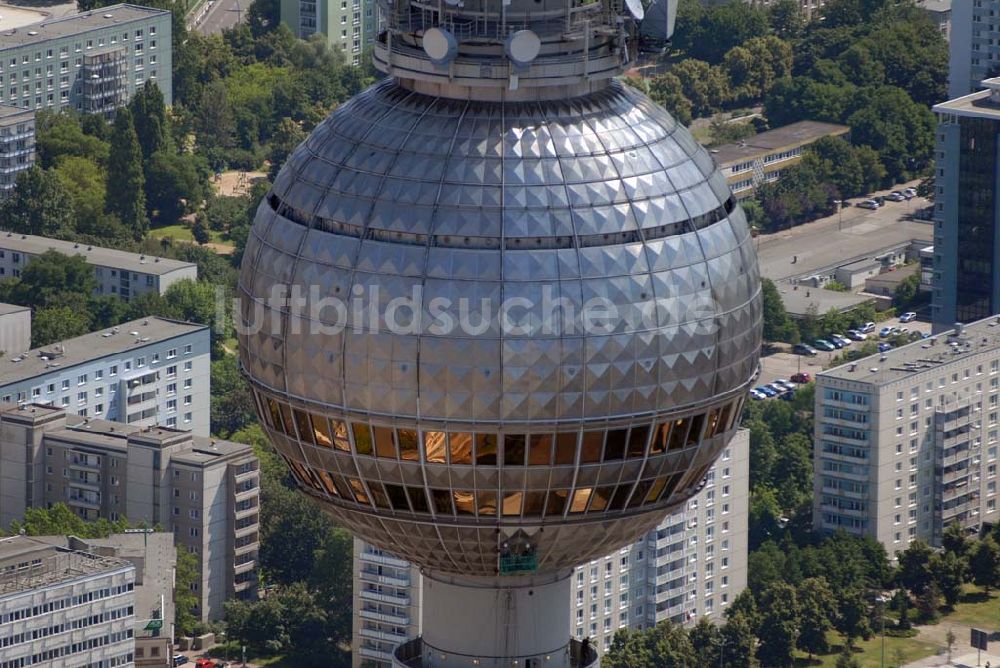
[149,223,233,248]
[793,630,939,668]
[940,584,1000,627]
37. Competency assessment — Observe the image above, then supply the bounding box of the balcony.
[69,456,101,471]
[361,551,410,568]
[234,538,259,555]
[359,589,410,606]
[360,608,410,625]
[360,626,408,643]
[234,559,256,575]
[392,637,599,668]
[359,568,410,588]
[67,493,101,508]
[359,646,396,663]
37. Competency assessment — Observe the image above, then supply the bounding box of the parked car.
[900,311,917,323]
[859,322,876,334]
[878,342,893,353]
[813,339,836,352]
[756,385,778,397]
[774,379,797,392]
[750,389,767,401]
[829,333,852,347]
[886,191,906,202]
[846,329,867,341]
[791,372,812,383]
[767,383,789,395]
[824,337,845,349]
[173,657,190,668]
[857,199,880,210]
[793,343,818,356]
[879,327,894,338]
[902,187,917,199]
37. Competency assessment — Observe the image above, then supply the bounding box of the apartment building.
[814,317,1000,552]
[0,404,261,621]
[34,532,176,668]
[279,0,376,66]
[949,0,998,98]
[0,104,34,196]
[0,534,136,668]
[353,430,750,666]
[0,303,30,357]
[0,316,211,436]
[0,4,171,116]
[0,232,197,299]
[712,120,850,201]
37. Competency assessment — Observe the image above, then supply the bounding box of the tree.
[5,502,129,537]
[797,577,837,658]
[267,117,307,181]
[749,487,784,550]
[106,108,148,240]
[689,616,722,667]
[929,550,966,607]
[773,432,813,511]
[835,646,862,668]
[145,149,206,223]
[761,278,797,343]
[175,547,200,636]
[942,522,972,560]
[847,86,935,182]
[915,581,943,622]
[671,59,730,118]
[34,110,109,169]
[969,535,1000,593]
[0,166,75,238]
[892,274,923,311]
[721,612,760,668]
[31,306,91,347]
[834,587,872,646]
[603,621,695,668]
[4,251,97,311]
[768,0,805,39]
[647,72,693,126]
[897,539,934,595]
[130,81,170,160]
[211,355,258,437]
[756,582,800,667]
[681,1,770,64]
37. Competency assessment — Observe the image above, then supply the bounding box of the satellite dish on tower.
[624,0,644,21]
[423,27,458,66]
[505,30,541,68]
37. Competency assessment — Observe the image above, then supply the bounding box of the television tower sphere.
[237,0,762,664]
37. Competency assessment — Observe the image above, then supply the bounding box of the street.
[755,181,933,283]
[190,0,245,35]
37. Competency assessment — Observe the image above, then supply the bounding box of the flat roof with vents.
[0,3,168,50]
[0,231,195,276]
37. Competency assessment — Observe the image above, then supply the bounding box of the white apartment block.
[949,0,1000,98]
[814,317,1000,552]
[0,233,197,300]
[352,429,750,666]
[0,405,261,622]
[0,535,136,668]
[0,316,211,437]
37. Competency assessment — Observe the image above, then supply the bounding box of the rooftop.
[711,121,850,167]
[0,302,29,316]
[918,0,951,14]
[0,231,195,275]
[0,4,50,32]
[0,535,131,597]
[0,316,207,387]
[0,4,168,51]
[777,282,874,318]
[821,315,1000,385]
[934,78,1000,119]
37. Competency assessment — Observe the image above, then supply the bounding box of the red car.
[791,372,811,384]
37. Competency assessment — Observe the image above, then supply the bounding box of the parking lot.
[756,314,933,392]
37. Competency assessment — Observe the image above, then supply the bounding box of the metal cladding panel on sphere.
[237,78,763,576]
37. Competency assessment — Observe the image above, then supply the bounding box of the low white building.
[0,303,30,358]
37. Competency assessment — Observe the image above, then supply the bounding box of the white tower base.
[392,570,598,668]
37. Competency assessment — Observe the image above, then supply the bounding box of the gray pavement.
[190,0,244,35]
[756,180,933,283]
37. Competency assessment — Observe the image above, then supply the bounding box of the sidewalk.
[905,650,1000,667]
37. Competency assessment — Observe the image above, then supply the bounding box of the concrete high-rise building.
[0,316,211,436]
[0,4,172,115]
[352,430,750,666]
[813,317,1000,553]
[0,403,261,621]
[0,105,34,196]
[0,534,137,668]
[932,78,1000,330]
[0,233,197,300]
[279,0,376,66]
[949,0,1000,99]
[33,531,177,667]
[238,0,762,662]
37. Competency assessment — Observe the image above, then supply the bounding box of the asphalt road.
[190,0,244,35]
[755,181,934,283]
